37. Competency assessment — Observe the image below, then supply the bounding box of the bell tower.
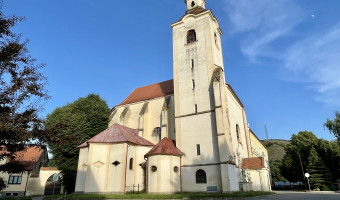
[171,0,238,193]
[185,0,206,10]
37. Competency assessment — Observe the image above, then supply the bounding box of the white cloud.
[225,0,304,61]
[224,0,340,107]
[284,22,340,106]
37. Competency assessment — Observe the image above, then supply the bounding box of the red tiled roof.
[116,80,174,107]
[30,174,39,178]
[242,157,265,169]
[0,146,46,171]
[145,137,183,157]
[78,123,154,148]
[40,167,58,171]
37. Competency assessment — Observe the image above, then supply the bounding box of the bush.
[321,184,332,191]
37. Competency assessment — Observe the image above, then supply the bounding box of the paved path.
[247,190,340,200]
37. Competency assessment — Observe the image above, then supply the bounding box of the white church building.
[75,0,271,194]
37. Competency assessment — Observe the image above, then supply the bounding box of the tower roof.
[116,79,174,107]
[78,123,154,148]
[145,137,183,157]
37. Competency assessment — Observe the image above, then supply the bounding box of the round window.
[151,166,157,172]
[174,166,179,173]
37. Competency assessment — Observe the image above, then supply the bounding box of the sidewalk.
[274,190,340,194]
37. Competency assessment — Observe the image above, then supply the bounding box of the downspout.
[145,158,148,193]
[242,107,251,158]
[124,144,129,193]
[24,171,31,196]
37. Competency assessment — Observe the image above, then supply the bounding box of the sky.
[3,0,340,141]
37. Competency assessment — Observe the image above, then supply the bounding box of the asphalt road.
[248,191,340,200]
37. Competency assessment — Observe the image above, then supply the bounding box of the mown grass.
[1,197,35,200]
[45,191,275,199]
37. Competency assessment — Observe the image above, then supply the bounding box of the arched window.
[196,169,207,184]
[191,1,195,7]
[152,127,162,142]
[129,158,133,170]
[187,30,196,44]
[236,124,240,142]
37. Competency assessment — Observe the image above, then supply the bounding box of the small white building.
[75,0,271,194]
[0,146,51,197]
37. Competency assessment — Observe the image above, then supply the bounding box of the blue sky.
[3,0,340,141]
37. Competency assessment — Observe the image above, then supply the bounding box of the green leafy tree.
[324,111,340,141]
[281,131,318,182]
[307,147,333,190]
[45,94,109,192]
[269,160,287,182]
[0,3,48,190]
[316,139,340,181]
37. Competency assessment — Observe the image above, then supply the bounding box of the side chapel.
[75,0,271,193]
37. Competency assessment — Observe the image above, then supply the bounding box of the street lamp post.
[305,173,311,192]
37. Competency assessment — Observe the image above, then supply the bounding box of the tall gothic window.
[236,124,240,143]
[187,30,196,44]
[153,127,162,142]
[196,169,207,184]
[129,158,134,170]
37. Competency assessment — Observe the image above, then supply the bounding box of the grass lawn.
[45,191,275,199]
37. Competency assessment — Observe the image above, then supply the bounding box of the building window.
[196,144,201,155]
[192,79,195,90]
[129,158,133,170]
[174,166,179,173]
[151,166,157,172]
[214,32,219,49]
[8,176,22,184]
[187,30,196,44]
[152,127,162,142]
[191,1,195,7]
[196,169,207,184]
[194,104,198,113]
[236,124,240,143]
[191,59,194,69]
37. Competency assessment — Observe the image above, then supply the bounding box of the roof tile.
[116,80,174,107]
[145,137,183,157]
[78,123,154,148]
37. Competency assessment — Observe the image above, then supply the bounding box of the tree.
[324,111,340,141]
[306,147,333,190]
[0,3,48,190]
[45,94,109,192]
[281,131,318,183]
[269,160,287,183]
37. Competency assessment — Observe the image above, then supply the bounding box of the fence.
[125,184,144,193]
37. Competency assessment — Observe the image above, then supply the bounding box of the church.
[75,0,271,193]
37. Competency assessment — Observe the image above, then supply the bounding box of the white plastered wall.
[81,143,152,194]
[226,87,250,166]
[147,155,181,193]
[247,169,271,191]
[26,169,62,196]
[75,147,89,192]
[109,96,175,145]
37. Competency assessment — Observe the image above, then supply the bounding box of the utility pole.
[264,122,269,140]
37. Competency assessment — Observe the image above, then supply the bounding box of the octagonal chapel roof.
[78,123,154,148]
